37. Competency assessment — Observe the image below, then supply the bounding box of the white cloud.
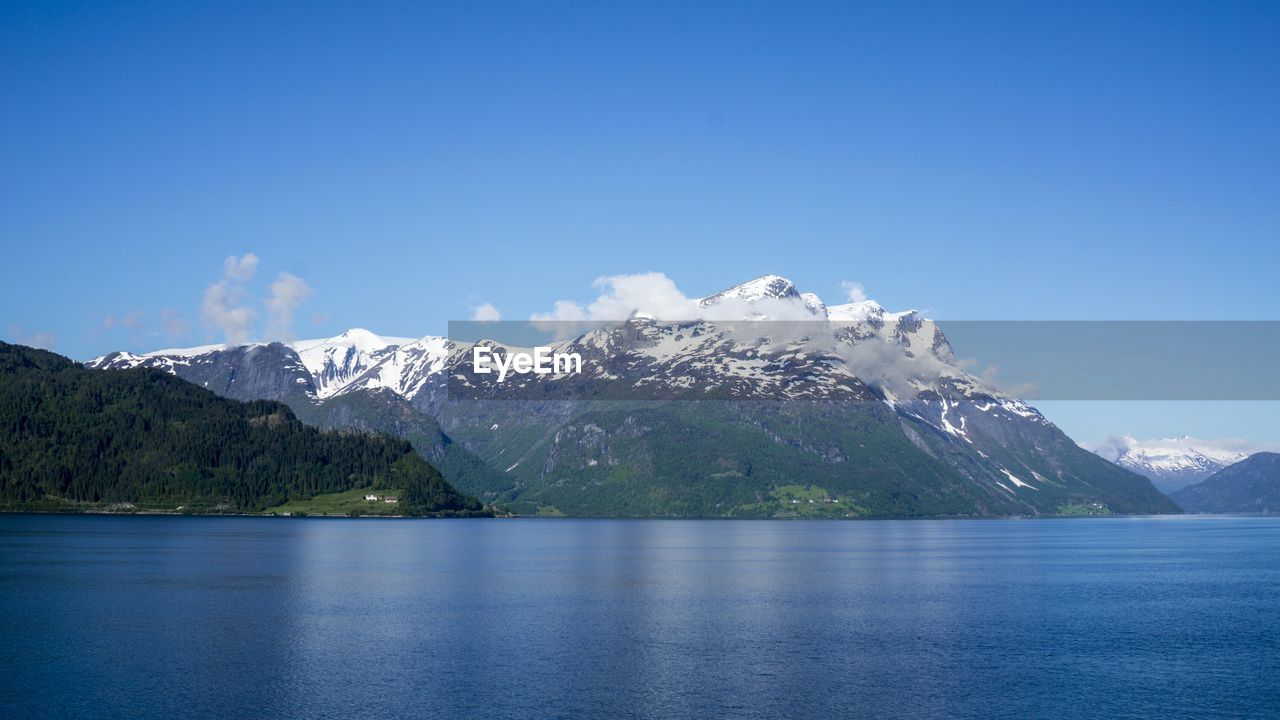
[223,253,259,282]
[200,254,313,345]
[201,279,255,346]
[530,273,700,322]
[265,272,312,341]
[841,280,868,303]
[201,253,261,345]
[584,272,700,320]
[531,299,589,323]
[828,331,953,400]
[471,303,502,322]
[529,272,835,328]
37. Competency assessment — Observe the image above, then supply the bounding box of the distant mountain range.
[1172,453,1280,513]
[1090,435,1250,494]
[87,275,1177,518]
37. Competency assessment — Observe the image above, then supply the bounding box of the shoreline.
[1,509,1249,521]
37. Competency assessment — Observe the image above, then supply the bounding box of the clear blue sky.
[2,1,1277,443]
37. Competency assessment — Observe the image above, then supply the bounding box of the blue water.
[1,516,1278,719]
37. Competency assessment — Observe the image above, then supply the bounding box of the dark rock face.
[93,343,316,402]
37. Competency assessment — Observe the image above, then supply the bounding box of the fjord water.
[2,517,1277,720]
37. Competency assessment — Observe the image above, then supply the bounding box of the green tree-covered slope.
[0,342,486,516]
[444,400,1176,517]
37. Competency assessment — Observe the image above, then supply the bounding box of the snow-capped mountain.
[87,274,1177,517]
[92,328,443,401]
[90,274,950,405]
[1092,435,1251,494]
[291,328,417,398]
[698,274,804,306]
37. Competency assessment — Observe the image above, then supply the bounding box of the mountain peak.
[827,299,886,322]
[333,327,380,342]
[699,275,801,307]
[318,328,415,353]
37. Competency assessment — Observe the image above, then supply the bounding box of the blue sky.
[2,1,1278,444]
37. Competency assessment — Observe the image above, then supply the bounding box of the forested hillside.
[0,342,486,516]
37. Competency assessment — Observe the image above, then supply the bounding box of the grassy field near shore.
[266,488,408,517]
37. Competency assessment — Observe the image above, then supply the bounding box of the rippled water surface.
[2,515,1278,719]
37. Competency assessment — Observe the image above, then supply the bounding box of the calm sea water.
[1,515,1278,720]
